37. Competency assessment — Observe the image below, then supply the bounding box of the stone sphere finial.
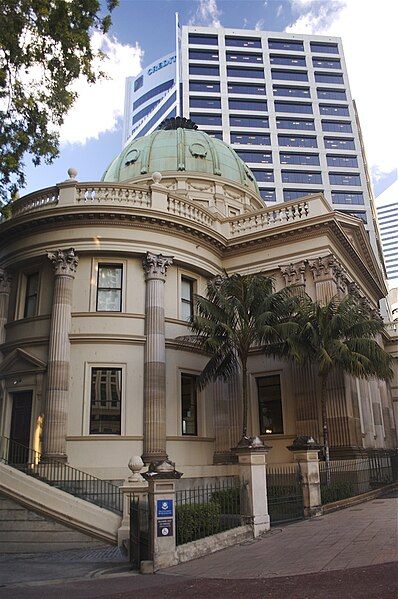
[152,171,162,184]
[128,455,144,482]
[67,167,78,180]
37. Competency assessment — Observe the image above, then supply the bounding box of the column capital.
[142,252,173,281]
[308,254,346,291]
[279,260,306,287]
[47,248,78,277]
[0,267,12,294]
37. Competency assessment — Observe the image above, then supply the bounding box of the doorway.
[9,391,32,464]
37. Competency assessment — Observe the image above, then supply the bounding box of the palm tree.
[283,294,393,466]
[187,273,298,445]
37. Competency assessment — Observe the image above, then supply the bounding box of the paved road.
[0,492,396,598]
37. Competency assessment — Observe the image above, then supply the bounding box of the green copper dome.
[102,118,260,196]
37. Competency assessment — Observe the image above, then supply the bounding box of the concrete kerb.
[322,481,398,514]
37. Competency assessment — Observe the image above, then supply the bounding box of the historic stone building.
[0,119,396,481]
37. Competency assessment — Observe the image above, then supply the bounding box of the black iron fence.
[320,450,398,505]
[175,478,246,546]
[0,435,122,514]
[130,494,151,569]
[266,463,304,525]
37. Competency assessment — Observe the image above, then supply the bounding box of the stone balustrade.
[229,200,309,237]
[10,187,59,218]
[5,184,316,240]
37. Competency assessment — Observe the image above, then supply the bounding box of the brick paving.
[163,491,398,579]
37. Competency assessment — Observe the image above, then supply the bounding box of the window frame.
[180,372,199,436]
[180,275,195,322]
[254,372,285,436]
[86,364,125,436]
[23,271,40,319]
[96,263,123,313]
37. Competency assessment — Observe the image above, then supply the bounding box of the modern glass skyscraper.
[376,181,398,283]
[123,22,381,251]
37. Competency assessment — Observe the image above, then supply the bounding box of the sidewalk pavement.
[163,490,398,579]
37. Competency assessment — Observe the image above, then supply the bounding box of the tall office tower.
[123,23,380,251]
[376,181,398,283]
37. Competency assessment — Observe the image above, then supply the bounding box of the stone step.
[0,529,104,543]
[0,509,46,521]
[0,519,72,531]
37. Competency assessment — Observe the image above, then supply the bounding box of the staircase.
[0,437,122,552]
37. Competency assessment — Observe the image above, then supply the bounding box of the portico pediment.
[0,348,47,377]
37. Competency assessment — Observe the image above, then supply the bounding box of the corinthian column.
[309,254,346,305]
[0,268,12,353]
[42,249,78,461]
[142,252,173,464]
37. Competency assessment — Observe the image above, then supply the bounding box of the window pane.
[192,114,222,126]
[320,104,349,116]
[190,97,221,109]
[228,83,266,95]
[271,70,308,81]
[326,155,358,168]
[97,289,122,312]
[226,36,261,48]
[181,277,192,301]
[98,265,122,288]
[257,375,283,434]
[189,50,219,61]
[322,120,352,133]
[252,169,274,182]
[273,86,310,98]
[275,101,312,114]
[315,72,344,84]
[324,137,355,150]
[230,115,269,128]
[189,81,220,93]
[90,368,122,434]
[310,42,339,54]
[236,150,272,163]
[280,152,320,166]
[317,88,347,101]
[260,189,276,202]
[312,58,341,69]
[228,99,267,111]
[24,296,37,318]
[276,118,315,130]
[270,55,306,66]
[269,40,304,51]
[283,189,323,201]
[282,171,322,184]
[329,173,361,185]
[190,65,220,76]
[226,52,263,63]
[24,272,39,318]
[278,135,317,148]
[227,67,264,78]
[231,133,271,145]
[331,192,364,205]
[181,374,198,435]
[189,34,218,45]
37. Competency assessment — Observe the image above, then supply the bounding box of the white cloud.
[286,0,397,177]
[255,18,265,31]
[189,0,222,27]
[59,32,142,145]
[276,4,284,17]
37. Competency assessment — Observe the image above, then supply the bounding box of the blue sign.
[157,499,173,517]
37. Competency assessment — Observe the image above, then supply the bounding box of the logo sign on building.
[148,55,176,76]
[157,518,173,537]
[157,499,173,518]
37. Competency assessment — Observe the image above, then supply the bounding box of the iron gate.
[129,495,151,569]
[267,463,304,525]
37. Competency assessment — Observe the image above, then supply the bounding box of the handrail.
[0,435,122,514]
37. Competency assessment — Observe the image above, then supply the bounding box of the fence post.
[236,437,271,537]
[117,456,148,548]
[143,460,183,572]
[288,436,323,518]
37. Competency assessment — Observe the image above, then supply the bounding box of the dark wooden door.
[9,392,32,464]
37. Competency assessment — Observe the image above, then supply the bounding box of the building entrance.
[9,391,32,463]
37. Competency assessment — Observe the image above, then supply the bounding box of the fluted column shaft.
[0,268,12,356]
[43,249,78,460]
[142,252,173,464]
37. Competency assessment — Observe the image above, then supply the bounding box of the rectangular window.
[252,170,274,182]
[236,150,272,163]
[226,52,263,63]
[310,42,339,54]
[90,368,122,434]
[317,88,347,101]
[274,101,312,114]
[329,173,361,186]
[312,57,341,69]
[230,115,269,128]
[324,137,355,150]
[96,264,123,312]
[343,210,367,223]
[228,83,266,95]
[278,135,317,148]
[327,155,358,168]
[189,33,218,45]
[276,118,315,131]
[133,75,143,92]
[189,65,220,77]
[231,133,271,145]
[270,54,306,66]
[190,97,221,109]
[181,373,198,435]
[260,189,276,202]
[132,100,159,124]
[189,81,220,93]
[280,152,320,166]
[204,130,223,139]
[24,272,39,318]
[257,375,283,435]
[322,120,352,133]
[191,114,222,126]
[331,191,364,205]
[282,171,322,184]
[315,72,344,84]
[228,99,267,111]
[268,39,304,51]
[226,36,261,48]
[271,69,308,81]
[181,276,194,321]
[227,67,264,79]
[273,85,310,98]
[320,104,349,116]
[189,49,219,61]
[283,189,323,201]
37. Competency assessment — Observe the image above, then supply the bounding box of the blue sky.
[21,0,396,197]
